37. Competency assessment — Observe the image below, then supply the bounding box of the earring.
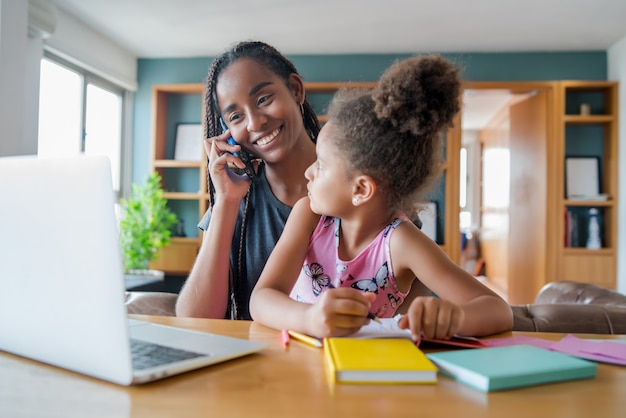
[300,102,304,115]
[352,197,359,205]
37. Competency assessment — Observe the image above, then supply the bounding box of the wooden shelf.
[150,84,206,274]
[556,81,618,289]
[154,159,204,168]
[305,81,377,91]
[564,199,613,207]
[563,115,614,123]
[562,248,614,256]
[163,191,208,200]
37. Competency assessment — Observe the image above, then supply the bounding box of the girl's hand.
[397,297,465,342]
[205,131,253,201]
[304,288,375,338]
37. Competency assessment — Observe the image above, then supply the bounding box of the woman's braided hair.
[203,40,320,207]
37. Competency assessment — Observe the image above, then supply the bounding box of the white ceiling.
[52,0,626,58]
[50,0,626,130]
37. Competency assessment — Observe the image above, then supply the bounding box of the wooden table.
[1,315,625,418]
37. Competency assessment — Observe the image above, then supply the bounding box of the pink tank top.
[289,215,409,318]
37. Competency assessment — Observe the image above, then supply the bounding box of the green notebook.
[427,345,597,392]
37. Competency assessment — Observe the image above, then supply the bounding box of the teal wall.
[133,51,608,183]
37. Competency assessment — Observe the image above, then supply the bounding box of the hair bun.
[373,55,461,137]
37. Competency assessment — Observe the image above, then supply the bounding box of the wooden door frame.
[448,81,558,300]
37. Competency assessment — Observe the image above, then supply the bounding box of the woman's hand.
[205,131,253,201]
[397,296,465,342]
[304,288,376,338]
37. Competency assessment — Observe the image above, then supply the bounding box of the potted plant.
[119,171,177,284]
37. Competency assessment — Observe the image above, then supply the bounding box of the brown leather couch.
[125,280,626,334]
[512,281,626,334]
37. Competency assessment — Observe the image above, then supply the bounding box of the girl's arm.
[176,133,252,318]
[250,198,374,337]
[392,222,513,339]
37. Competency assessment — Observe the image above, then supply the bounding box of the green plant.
[119,171,177,272]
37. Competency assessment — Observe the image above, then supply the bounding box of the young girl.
[176,41,320,319]
[250,55,513,341]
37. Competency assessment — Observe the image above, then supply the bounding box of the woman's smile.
[255,127,281,147]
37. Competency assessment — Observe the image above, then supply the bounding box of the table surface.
[1,315,625,418]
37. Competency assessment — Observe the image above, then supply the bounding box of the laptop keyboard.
[130,339,206,370]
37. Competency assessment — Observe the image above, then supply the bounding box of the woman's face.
[216,58,306,163]
[305,123,354,216]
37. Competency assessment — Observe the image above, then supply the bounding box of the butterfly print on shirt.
[350,262,389,294]
[303,262,331,296]
[387,293,401,310]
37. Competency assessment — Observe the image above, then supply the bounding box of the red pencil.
[281,329,290,349]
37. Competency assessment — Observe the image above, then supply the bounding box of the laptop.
[0,154,266,385]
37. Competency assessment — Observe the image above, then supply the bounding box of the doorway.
[458,82,553,303]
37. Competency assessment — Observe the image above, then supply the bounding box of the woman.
[175,41,320,319]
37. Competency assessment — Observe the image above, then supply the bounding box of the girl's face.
[305,123,354,216]
[216,58,306,163]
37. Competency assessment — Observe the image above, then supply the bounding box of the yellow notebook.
[323,338,438,384]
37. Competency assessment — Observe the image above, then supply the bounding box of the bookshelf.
[555,81,618,289]
[148,83,207,275]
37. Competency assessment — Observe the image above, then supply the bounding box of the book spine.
[322,338,337,383]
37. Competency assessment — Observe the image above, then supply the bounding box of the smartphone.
[220,119,257,181]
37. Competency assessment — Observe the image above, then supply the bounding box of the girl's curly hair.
[327,55,462,215]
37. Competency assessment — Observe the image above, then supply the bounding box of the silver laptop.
[0,154,266,385]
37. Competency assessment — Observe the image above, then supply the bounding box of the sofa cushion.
[512,303,626,334]
[512,280,626,334]
[534,280,626,306]
[125,291,177,316]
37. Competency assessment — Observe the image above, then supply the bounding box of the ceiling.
[50,0,626,130]
[52,0,626,58]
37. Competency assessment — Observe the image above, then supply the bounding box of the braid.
[203,41,320,208]
[203,54,225,207]
[230,187,251,320]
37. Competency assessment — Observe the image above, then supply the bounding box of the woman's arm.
[249,198,319,329]
[175,199,240,318]
[392,223,513,338]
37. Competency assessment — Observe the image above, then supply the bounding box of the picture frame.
[174,124,203,161]
[565,156,600,199]
[417,202,437,242]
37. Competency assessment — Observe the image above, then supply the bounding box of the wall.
[0,0,36,156]
[608,38,626,294]
[44,7,137,91]
[134,52,608,182]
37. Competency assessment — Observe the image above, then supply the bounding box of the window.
[459,147,471,231]
[38,55,128,194]
[482,148,510,209]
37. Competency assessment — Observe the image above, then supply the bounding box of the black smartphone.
[220,119,257,181]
